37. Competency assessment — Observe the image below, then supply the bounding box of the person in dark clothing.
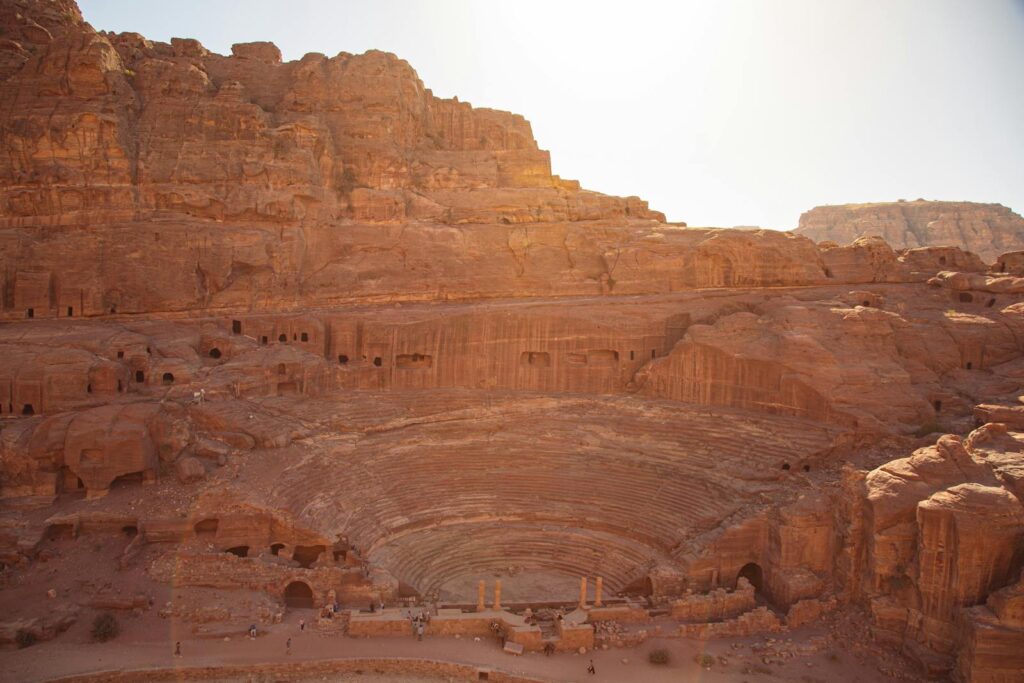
[587,659,596,675]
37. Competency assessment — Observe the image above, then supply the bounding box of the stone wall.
[348,608,554,652]
[677,607,784,638]
[149,551,389,606]
[670,579,756,622]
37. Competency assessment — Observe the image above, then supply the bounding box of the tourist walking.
[299,618,305,631]
[416,621,424,641]
[174,641,181,657]
[286,637,292,655]
[587,659,596,675]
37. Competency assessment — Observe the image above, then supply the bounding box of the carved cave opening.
[292,544,326,568]
[737,562,764,593]
[283,581,315,609]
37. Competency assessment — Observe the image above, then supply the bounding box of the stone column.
[477,580,486,612]
[579,576,588,609]
[595,576,603,607]
[493,579,502,611]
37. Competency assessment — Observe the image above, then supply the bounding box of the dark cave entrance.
[283,581,315,609]
[737,562,764,593]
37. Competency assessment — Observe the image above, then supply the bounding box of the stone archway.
[283,580,315,609]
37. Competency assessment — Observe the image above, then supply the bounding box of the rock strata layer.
[796,200,1024,262]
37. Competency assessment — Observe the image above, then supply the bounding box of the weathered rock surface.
[797,201,1024,263]
[0,3,1023,682]
[860,426,1024,678]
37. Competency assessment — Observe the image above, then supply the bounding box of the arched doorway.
[737,562,764,592]
[283,581,314,609]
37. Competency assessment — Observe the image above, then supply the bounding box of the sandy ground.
[0,604,927,683]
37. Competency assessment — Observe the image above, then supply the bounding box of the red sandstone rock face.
[796,200,1024,263]
[860,427,1024,677]
[0,3,661,234]
[1,3,1024,681]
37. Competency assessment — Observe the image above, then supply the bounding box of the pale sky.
[78,0,1024,229]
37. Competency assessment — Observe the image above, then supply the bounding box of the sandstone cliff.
[1,3,1023,681]
[0,0,661,231]
[796,201,1024,263]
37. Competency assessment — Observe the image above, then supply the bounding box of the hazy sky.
[78,1,1024,229]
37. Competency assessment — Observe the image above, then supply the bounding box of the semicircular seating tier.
[265,391,837,601]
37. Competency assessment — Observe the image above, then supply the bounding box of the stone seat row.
[370,522,665,596]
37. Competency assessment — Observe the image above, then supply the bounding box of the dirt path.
[1,609,916,683]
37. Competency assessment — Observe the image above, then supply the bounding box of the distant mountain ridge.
[795,200,1024,262]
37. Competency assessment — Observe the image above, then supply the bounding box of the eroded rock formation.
[1,2,1023,682]
[796,201,1024,262]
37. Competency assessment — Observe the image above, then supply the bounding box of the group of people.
[407,609,431,640]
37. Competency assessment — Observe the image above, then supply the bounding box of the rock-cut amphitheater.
[1,2,1024,682]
